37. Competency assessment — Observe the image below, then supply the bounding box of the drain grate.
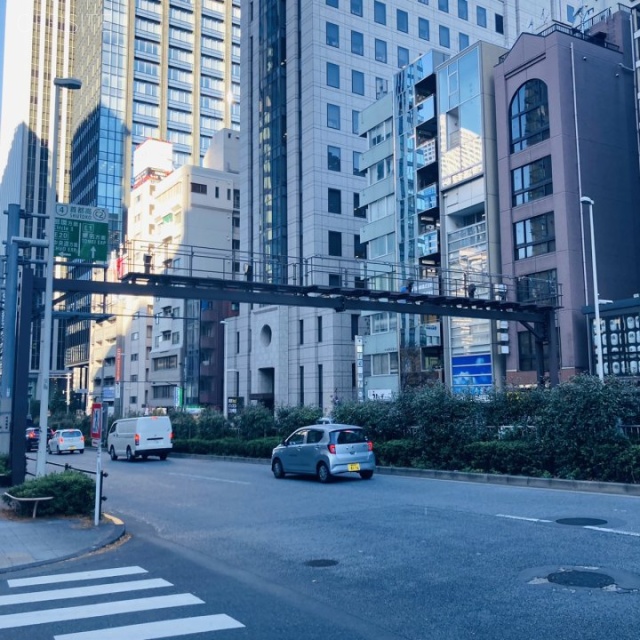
[556,517,608,527]
[548,570,615,589]
[304,559,339,567]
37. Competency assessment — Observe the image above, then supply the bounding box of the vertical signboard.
[91,402,103,447]
[355,336,365,401]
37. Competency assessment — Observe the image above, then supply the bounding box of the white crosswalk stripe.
[0,565,245,638]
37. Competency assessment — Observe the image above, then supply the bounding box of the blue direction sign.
[54,204,109,262]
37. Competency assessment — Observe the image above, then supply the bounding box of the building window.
[375,39,387,63]
[318,364,323,408]
[299,366,305,406]
[518,331,549,372]
[354,234,366,259]
[131,353,139,361]
[352,70,365,95]
[517,269,557,305]
[351,314,359,340]
[375,77,388,99]
[352,110,360,134]
[510,79,550,153]
[317,316,323,342]
[328,188,342,214]
[299,319,304,345]
[191,182,207,194]
[328,231,343,256]
[512,156,553,206]
[458,0,468,19]
[327,62,340,88]
[354,192,367,218]
[327,145,341,171]
[398,46,410,68]
[419,18,430,40]
[438,0,449,12]
[439,25,450,48]
[351,30,364,55]
[495,13,504,34]
[477,6,487,27]
[353,151,365,177]
[329,274,341,287]
[372,352,399,375]
[326,0,339,6]
[514,212,555,260]
[326,22,339,47]
[374,1,386,25]
[351,0,363,16]
[459,33,469,50]
[397,9,408,32]
[327,103,341,129]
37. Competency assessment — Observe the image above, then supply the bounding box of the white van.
[107,416,173,461]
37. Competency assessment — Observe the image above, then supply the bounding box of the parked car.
[47,429,85,454]
[271,424,375,483]
[25,427,40,452]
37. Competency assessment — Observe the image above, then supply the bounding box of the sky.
[0,0,5,121]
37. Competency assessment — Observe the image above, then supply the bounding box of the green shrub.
[234,405,276,440]
[275,405,323,436]
[374,439,423,467]
[2,471,95,517]
[173,437,279,458]
[0,454,9,475]
[463,441,549,477]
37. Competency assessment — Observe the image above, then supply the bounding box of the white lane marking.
[496,514,553,523]
[8,567,148,588]
[54,614,245,640]
[0,593,203,630]
[168,472,250,485]
[0,579,172,607]
[585,526,640,537]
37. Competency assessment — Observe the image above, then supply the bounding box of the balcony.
[416,183,438,213]
[415,95,435,126]
[417,229,439,258]
[415,139,437,169]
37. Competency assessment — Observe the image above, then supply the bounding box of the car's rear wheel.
[317,462,331,483]
[79,449,84,454]
[126,446,135,462]
[142,453,149,460]
[359,470,374,480]
[109,446,118,461]
[272,458,285,478]
[159,452,168,461]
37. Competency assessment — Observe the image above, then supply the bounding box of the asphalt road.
[11,451,640,639]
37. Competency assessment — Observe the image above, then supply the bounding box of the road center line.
[54,614,245,640]
[168,472,250,485]
[496,514,553,523]
[584,526,640,537]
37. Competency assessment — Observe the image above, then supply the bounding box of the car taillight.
[367,441,374,451]
[135,434,140,445]
[328,443,336,454]
[170,431,174,441]
[80,435,85,442]
[59,437,64,443]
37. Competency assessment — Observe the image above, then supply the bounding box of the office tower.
[231,0,563,413]
[66,0,241,399]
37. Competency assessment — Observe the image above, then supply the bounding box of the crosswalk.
[0,565,245,639]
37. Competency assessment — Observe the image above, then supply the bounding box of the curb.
[170,452,640,497]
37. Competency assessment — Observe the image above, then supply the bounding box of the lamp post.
[580,196,604,382]
[36,77,82,477]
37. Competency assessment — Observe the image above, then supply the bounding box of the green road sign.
[54,204,109,262]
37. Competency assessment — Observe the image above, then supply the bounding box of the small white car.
[47,429,85,454]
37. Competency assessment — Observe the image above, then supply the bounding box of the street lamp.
[36,77,82,477]
[580,196,604,382]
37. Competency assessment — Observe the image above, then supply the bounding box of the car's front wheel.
[272,458,285,478]
[359,470,374,480]
[317,462,331,483]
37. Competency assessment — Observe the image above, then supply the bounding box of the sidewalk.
[0,502,125,573]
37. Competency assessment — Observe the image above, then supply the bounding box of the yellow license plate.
[348,463,360,472]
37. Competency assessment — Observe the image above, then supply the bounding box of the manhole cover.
[548,570,615,588]
[556,517,608,526]
[304,559,339,567]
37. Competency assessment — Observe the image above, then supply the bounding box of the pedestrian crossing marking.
[0,578,172,607]
[0,593,203,630]
[8,566,148,588]
[54,614,246,639]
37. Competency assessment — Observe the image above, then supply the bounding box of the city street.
[9,452,640,639]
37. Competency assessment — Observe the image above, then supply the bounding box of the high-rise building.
[65,0,241,398]
[231,0,586,413]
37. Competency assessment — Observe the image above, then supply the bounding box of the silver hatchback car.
[271,424,375,483]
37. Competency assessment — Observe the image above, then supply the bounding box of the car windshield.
[62,430,82,437]
[332,429,366,444]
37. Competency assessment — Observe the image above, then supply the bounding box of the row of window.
[326,0,503,35]
[328,188,367,219]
